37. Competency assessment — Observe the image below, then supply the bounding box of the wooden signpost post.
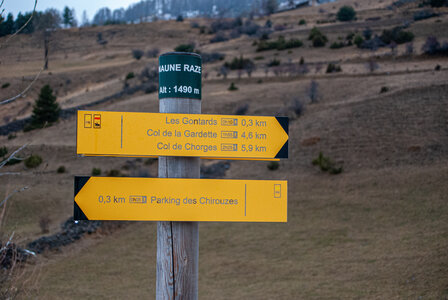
[74,52,289,299]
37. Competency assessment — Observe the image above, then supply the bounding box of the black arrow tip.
[275,140,289,159]
[74,176,90,198]
[74,201,89,220]
[275,117,289,135]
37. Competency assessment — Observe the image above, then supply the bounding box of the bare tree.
[406,42,414,56]
[315,62,323,74]
[264,66,269,77]
[219,65,229,79]
[237,69,243,79]
[245,62,256,78]
[0,0,38,48]
[366,59,379,73]
[0,0,44,106]
[308,80,319,103]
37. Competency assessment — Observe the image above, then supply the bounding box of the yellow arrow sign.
[74,177,287,222]
[76,110,288,160]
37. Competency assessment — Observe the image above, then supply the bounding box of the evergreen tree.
[62,6,76,27]
[30,85,60,129]
[15,12,35,34]
[0,13,15,37]
[337,6,356,22]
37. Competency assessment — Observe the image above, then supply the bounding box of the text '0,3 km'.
[74,177,287,222]
[76,110,289,160]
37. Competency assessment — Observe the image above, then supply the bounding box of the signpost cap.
[160,52,201,58]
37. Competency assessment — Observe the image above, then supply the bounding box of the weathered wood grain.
[156,98,200,300]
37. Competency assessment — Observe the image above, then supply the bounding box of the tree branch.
[0,67,43,105]
[0,144,28,169]
[0,0,4,17]
[0,0,38,48]
[0,172,21,176]
[0,186,29,207]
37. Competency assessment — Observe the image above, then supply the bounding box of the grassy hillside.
[0,0,447,298]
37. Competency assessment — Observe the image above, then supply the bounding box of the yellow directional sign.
[76,110,288,160]
[74,177,287,222]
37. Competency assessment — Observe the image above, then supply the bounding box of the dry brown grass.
[0,1,447,298]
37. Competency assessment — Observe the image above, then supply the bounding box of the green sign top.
[158,52,202,100]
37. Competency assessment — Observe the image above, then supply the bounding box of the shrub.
[422,36,440,54]
[308,27,325,40]
[414,9,437,21]
[326,63,342,73]
[254,56,264,60]
[308,27,328,47]
[174,43,195,52]
[330,41,345,49]
[380,27,414,45]
[145,84,157,94]
[28,85,60,130]
[354,35,364,48]
[234,103,249,115]
[292,98,303,116]
[92,168,101,176]
[435,64,441,71]
[1,83,10,89]
[7,134,16,140]
[224,56,255,70]
[228,82,238,91]
[125,72,135,80]
[146,48,160,58]
[176,15,184,22]
[229,29,241,39]
[312,152,343,174]
[190,21,199,28]
[380,86,389,93]
[25,154,42,168]
[57,166,66,173]
[0,146,7,157]
[131,49,144,60]
[210,31,229,43]
[363,27,372,40]
[5,158,22,166]
[267,58,281,67]
[422,36,448,55]
[337,6,356,22]
[360,36,386,50]
[201,52,225,63]
[257,36,303,51]
[107,169,121,177]
[299,19,306,25]
[274,24,286,31]
[430,0,446,7]
[258,29,271,40]
[346,32,355,41]
[299,57,305,65]
[267,161,279,171]
[312,35,327,47]
[240,20,261,36]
